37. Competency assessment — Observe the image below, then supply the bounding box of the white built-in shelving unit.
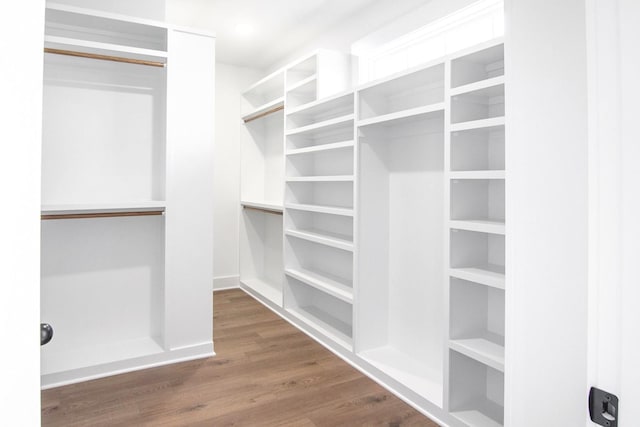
[239,39,505,427]
[239,50,351,308]
[284,90,356,351]
[285,51,351,109]
[40,3,216,388]
[446,41,506,427]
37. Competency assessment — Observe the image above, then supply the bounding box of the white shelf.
[359,346,443,405]
[44,35,168,63]
[242,70,284,98]
[357,103,445,128]
[358,57,445,92]
[285,267,353,303]
[452,408,504,427]
[450,171,505,180]
[286,74,317,93]
[286,175,353,183]
[41,201,166,215]
[449,266,505,290]
[287,306,352,350]
[450,76,505,97]
[286,90,354,116]
[285,114,354,137]
[46,2,169,31]
[450,220,505,235]
[286,203,353,217]
[241,97,284,122]
[42,336,163,375]
[450,40,504,89]
[241,200,283,213]
[450,336,505,372]
[286,140,354,156]
[451,117,505,132]
[285,227,353,252]
[241,277,283,306]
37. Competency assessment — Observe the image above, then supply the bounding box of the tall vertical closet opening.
[40,6,169,382]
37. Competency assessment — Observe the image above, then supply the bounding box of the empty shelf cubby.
[358,63,444,121]
[450,179,505,229]
[286,54,317,90]
[286,145,353,178]
[450,230,505,287]
[451,124,505,171]
[285,209,353,250]
[451,84,504,124]
[449,350,504,427]
[45,7,168,53]
[285,276,353,349]
[287,78,316,109]
[241,72,285,115]
[286,116,354,151]
[451,44,504,88]
[285,181,353,210]
[285,234,353,285]
[286,92,354,130]
[450,278,505,371]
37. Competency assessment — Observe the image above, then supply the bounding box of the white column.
[165,29,216,351]
[504,0,589,425]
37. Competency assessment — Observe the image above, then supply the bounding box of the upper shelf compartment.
[285,50,351,110]
[241,71,286,120]
[358,63,445,123]
[286,91,354,131]
[451,84,504,125]
[45,4,168,64]
[287,54,317,90]
[451,42,504,89]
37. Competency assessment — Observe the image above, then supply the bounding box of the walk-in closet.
[2,0,638,426]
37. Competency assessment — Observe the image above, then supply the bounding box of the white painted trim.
[41,342,214,389]
[213,275,240,291]
[1,1,44,423]
[587,1,640,424]
[585,0,622,405]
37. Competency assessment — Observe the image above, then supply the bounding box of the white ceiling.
[167,0,390,69]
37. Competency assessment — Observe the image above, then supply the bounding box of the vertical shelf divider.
[447,39,506,427]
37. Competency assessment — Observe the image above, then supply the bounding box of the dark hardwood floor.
[42,289,438,426]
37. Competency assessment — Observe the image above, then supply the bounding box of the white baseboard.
[213,275,240,291]
[41,342,214,390]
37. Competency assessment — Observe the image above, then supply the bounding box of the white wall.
[0,0,44,423]
[212,63,262,289]
[47,0,165,20]
[505,0,589,425]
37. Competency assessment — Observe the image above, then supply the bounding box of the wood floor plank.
[42,289,438,426]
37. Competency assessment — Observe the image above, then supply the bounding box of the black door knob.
[41,323,53,346]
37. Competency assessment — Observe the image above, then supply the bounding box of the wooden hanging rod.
[44,48,166,68]
[243,105,285,123]
[41,210,164,220]
[242,205,283,216]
